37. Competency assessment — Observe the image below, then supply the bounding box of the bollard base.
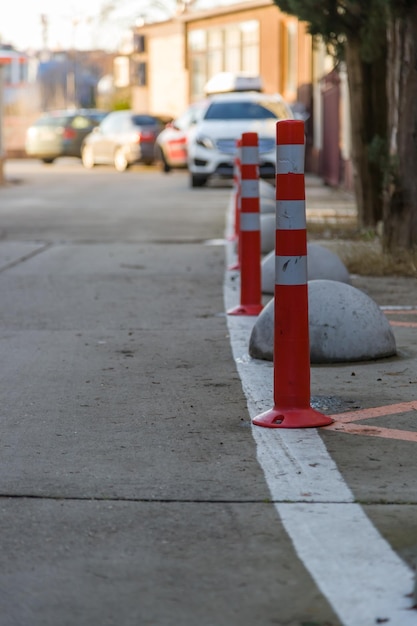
[227,303,263,316]
[252,406,334,428]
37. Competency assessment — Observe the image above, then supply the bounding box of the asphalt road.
[0,159,416,626]
[0,160,341,626]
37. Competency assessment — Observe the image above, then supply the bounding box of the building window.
[241,20,259,73]
[188,21,260,100]
[133,33,146,53]
[191,55,206,101]
[19,61,28,83]
[285,21,297,96]
[207,29,223,77]
[130,60,147,86]
[189,29,206,52]
[3,63,12,85]
[189,29,207,100]
[114,56,130,88]
[224,27,241,73]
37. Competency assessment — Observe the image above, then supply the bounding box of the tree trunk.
[384,6,417,252]
[345,35,387,228]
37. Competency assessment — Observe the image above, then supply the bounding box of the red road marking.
[330,400,417,423]
[384,309,417,315]
[323,310,417,439]
[384,309,417,328]
[327,423,417,442]
[325,400,417,442]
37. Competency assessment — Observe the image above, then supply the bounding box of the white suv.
[187,91,293,187]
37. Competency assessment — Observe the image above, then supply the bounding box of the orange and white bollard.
[228,132,263,316]
[253,120,333,428]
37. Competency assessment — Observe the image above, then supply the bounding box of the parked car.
[154,101,206,172]
[187,91,293,187]
[81,110,167,172]
[25,109,108,163]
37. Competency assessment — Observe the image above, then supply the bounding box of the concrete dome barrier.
[260,196,275,214]
[261,243,351,293]
[259,179,275,199]
[249,279,397,363]
[260,213,275,254]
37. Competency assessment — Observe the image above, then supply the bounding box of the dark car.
[81,110,167,172]
[25,109,108,163]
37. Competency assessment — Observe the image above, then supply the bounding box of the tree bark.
[345,35,387,228]
[384,5,417,252]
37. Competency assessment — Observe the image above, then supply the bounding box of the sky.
[1,0,239,53]
[0,0,173,52]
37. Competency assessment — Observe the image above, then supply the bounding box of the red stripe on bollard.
[241,133,259,146]
[276,173,305,200]
[241,197,261,212]
[228,132,263,316]
[241,164,258,179]
[253,120,333,428]
[277,119,305,144]
[275,230,307,255]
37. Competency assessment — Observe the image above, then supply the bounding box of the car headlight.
[195,135,215,150]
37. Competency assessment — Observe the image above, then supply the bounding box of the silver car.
[25,109,108,163]
[81,110,167,172]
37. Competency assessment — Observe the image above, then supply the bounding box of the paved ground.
[0,163,416,625]
[226,178,417,625]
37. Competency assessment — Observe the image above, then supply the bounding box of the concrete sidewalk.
[226,175,417,624]
[0,167,416,625]
[225,242,417,626]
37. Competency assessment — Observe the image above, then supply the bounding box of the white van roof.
[204,72,263,95]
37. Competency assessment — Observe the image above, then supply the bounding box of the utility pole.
[40,14,49,52]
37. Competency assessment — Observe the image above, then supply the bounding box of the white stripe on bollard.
[241,146,259,164]
[240,212,261,231]
[241,179,260,198]
[276,200,307,230]
[276,144,305,174]
[275,255,308,286]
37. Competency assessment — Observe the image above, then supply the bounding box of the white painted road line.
[223,208,415,625]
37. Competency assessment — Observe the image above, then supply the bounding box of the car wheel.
[190,173,208,188]
[81,145,95,169]
[41,158,55,164]
[114,147,129,172]
[160,150,171,173]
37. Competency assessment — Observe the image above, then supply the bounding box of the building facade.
[125,0,351,186]
[129,0,312,118]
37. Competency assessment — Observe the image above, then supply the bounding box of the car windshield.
[88,112,108,123]
[34,116,70,127]
[173,105,205,130]
[203,99,289,121]
[132,115,159,126]
[34,111,107,127]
